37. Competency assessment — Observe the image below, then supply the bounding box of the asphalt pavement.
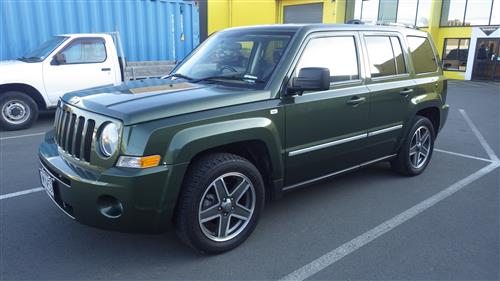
[0,81,499,280]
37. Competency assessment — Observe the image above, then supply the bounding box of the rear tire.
[391,116,435,176]
[174,153,265,254]
[0,91,38,131]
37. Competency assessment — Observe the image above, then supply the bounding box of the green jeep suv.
[39,24,449,253]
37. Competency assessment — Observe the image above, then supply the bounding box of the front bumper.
[39,131,188,233]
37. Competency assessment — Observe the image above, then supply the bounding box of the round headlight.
[99,123,119,157]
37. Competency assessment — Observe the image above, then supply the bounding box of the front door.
[472,38,500,81]
[284,32,371,187]
[43,37,115,104]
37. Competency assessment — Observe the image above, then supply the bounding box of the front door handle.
[400,88,414,96]
[101,68,111,71]
[346,96,366,106]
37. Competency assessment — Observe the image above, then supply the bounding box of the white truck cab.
[0,33,123,130]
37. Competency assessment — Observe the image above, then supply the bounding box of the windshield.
[18,36,68,62]
[172,30,294,88]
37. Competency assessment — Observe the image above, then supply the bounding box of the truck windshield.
[171,30,294,88]
[18,36,68,62]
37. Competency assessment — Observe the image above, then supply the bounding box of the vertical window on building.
[391,37,407,74]
[365,36,397,77]
[440,0,467,26]
[379,0,397,23]
[361,0,380,22]
[397,0,418,25]
[464,0,492,25]
[416,0,433,26]
[442,38,469,71]
[407,36,438,74]
[296,36,359,83]
[489,0,500,24]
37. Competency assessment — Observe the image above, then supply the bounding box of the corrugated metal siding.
[0,0,199,61]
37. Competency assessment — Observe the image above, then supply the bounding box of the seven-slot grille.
[54,106,95,162]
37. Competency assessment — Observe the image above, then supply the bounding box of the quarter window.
[365,36,407,78]
[407,36,438,74]
[296,36,359,83]
[442,38,470,71]
[59,38,107,64]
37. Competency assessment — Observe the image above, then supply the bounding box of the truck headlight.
[99,122,119,157]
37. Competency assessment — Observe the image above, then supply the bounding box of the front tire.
[174,153,265,254]
[391,116,435,176]
[0,91,38,130]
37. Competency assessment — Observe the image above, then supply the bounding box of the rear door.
[43,37,115,104]
[361,32,415,159]
[283,32,372,187]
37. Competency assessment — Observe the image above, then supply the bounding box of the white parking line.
[280,162,500,281]
[0,132,45,140]
[434,148,493,163]
[0,187,43,200]
[459,109,499,162]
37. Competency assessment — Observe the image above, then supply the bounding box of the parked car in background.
[39,24,449,253]
[0,33,174,130]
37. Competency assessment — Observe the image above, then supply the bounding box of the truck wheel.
[0,91,38,131]
[391,116,435,176]
[174,153,265,254]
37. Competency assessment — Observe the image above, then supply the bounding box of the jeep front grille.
[54,107,96,162]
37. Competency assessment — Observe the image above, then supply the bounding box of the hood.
[0,60,41,83]
[62,78,272,125]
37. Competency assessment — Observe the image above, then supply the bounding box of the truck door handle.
[346,96,366,106]
[400,88,414,96]
[101,68,111,71]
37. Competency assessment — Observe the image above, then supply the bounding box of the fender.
[396,97,442,150]
[166,117,284,180]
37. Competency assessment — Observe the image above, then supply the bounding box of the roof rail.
[346,19,419,30]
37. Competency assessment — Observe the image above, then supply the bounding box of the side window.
[365,36,397,77]
[407,36,438,74]
[59,38,107,64]
[390,37,407,74]
[296,36,359,83]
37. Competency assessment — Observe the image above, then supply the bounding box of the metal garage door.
[284,3,323,24]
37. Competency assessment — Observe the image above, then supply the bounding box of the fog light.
[97,195,123,218]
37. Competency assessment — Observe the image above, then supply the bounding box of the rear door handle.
[101,68,111,71]
[400,88,414,96]
[346,96,366,106]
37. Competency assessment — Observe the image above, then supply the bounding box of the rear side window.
[365,36,397,77]
[407,36,438,74]
[391,37,407,74]
[296,36,359,83]
[365,36,407,78]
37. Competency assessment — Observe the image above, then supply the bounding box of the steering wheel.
[220,65,238,73]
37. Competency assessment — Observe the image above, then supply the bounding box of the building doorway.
[472,38,500,81]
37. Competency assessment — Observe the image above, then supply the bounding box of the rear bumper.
[38,132,188,233]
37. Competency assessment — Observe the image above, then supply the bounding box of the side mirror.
[286,67,330,96]
[51,53,66,65]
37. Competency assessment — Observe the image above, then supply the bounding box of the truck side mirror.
[51,53,66,65]
[286,67,330,96]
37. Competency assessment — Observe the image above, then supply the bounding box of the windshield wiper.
[194,75,265,84]
[162,73,194,81]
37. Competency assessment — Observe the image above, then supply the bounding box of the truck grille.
[54,107,95,162]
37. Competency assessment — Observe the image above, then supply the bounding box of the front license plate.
[39,167,54,198]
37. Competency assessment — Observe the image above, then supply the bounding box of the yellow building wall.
[434,27,472,80]
[207,0,277,35]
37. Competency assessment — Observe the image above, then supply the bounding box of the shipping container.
[0,0,200,61]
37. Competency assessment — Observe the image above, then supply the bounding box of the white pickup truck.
[0,33,174,130]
